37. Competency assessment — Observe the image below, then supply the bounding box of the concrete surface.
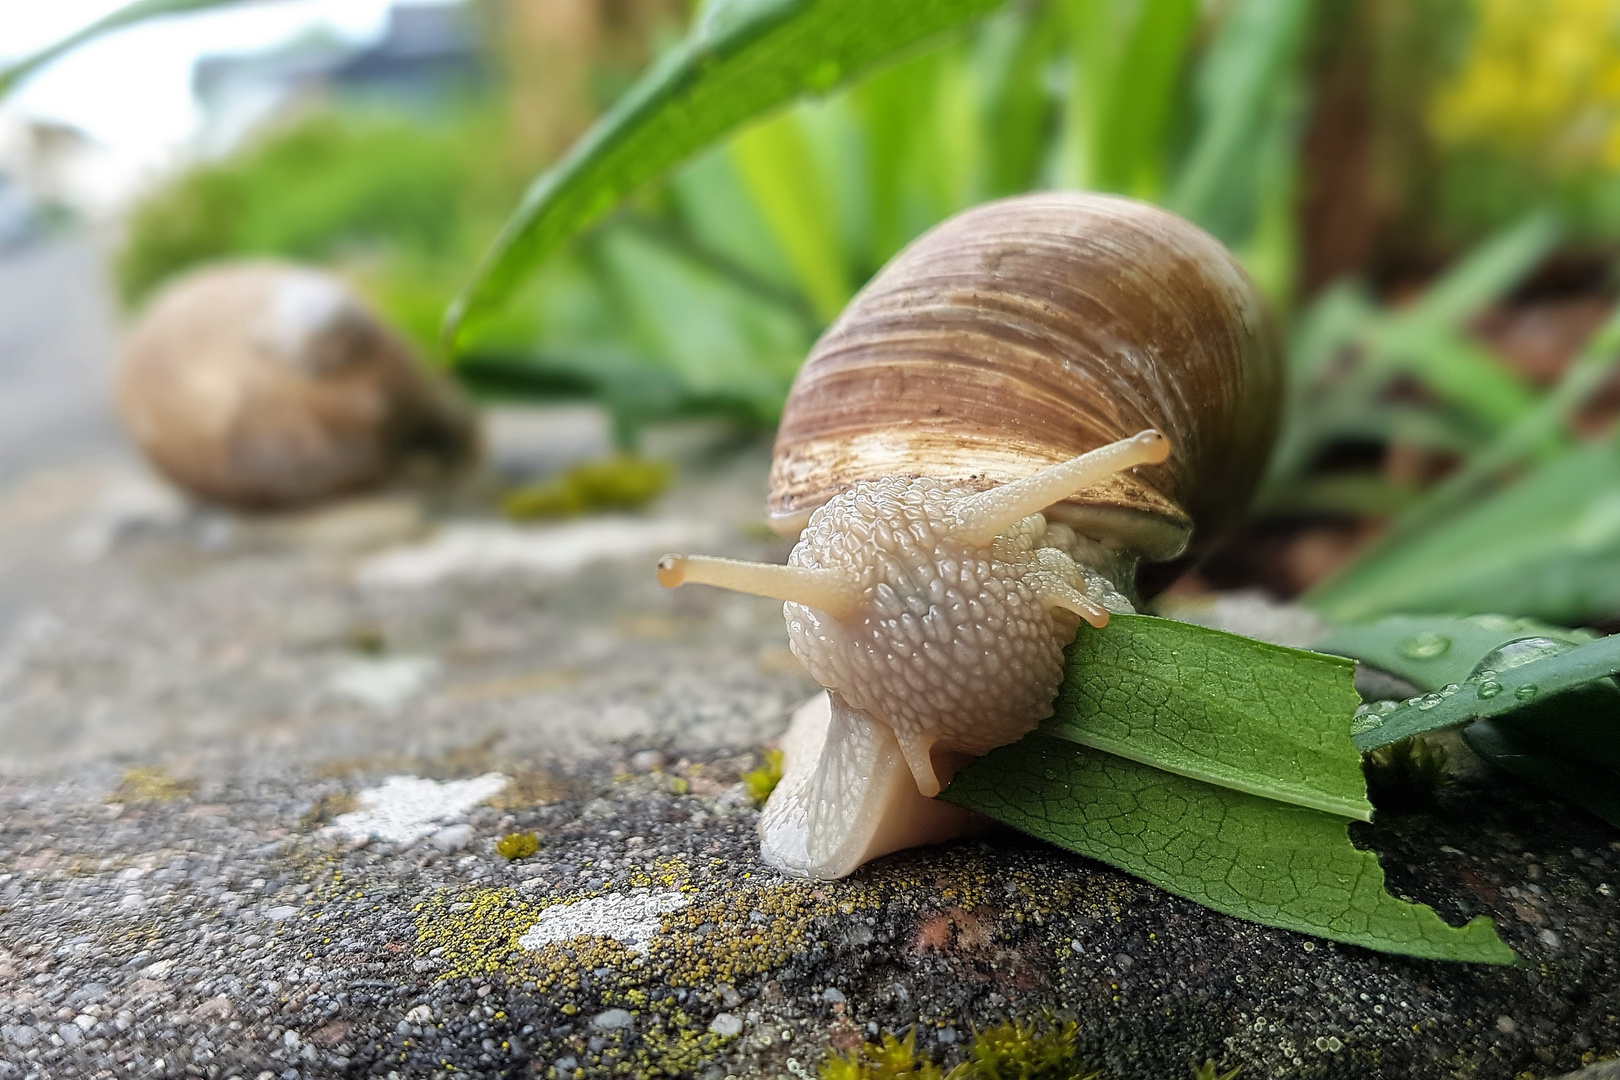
[0,238,1618,1080]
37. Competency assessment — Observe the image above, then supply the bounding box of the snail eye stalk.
[951,430,1171,547]
[657,553,863,621]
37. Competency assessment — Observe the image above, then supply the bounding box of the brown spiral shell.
[766,192,1282,562]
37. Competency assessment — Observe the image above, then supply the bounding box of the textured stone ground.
[1,240,1619,1080]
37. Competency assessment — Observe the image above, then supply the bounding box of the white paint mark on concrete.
[518,889,690,955]
[326,656,440,712]
[333,773,508,844]
[356,519,716,590]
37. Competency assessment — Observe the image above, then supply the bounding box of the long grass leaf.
[446,0,1008,349]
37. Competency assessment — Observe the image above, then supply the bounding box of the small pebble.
[431,824,475,852]
[630,750,667,773]
[592,1009,634,1031]
[709,1013,743,1037]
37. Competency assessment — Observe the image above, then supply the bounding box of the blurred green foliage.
[101,0,1620,626]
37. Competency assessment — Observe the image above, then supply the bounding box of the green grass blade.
[1042,614,1372,821]
[1350,633,1620,751]
[1373,301,1620,545]
[1318,614,1594,692]
[976,5,1063,198]
[1090,0,1199,198]
[1167,0,1311,233]
[1389,211,1561,330]
[445,0,1008,350]
[944,734,1515,963]
[1463,720,1620,829]
[1363,321,1538,433]
[1306,435,1620,623]
[728,111,853,322]
[0,0,253,96]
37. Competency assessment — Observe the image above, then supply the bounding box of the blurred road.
[0,236,123,490]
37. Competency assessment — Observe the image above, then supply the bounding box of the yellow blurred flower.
[1431,0,1620,169]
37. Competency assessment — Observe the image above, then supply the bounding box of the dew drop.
[1397,632,1452,660]
[1439,682,1462,697]
[1416,693,1443,711]
[1477,680,1503,699]
[1514,683,1539,702]
[1469,636,1576,679]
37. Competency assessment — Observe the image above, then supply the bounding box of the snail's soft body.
[117,262,476,509]
[660,192,1282,879]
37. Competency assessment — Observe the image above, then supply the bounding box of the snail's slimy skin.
[783,474,1132,798]
[659,430,1165,880]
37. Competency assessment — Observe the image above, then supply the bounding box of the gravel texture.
[0,445,1617,1080]
[1,249,1618,1080]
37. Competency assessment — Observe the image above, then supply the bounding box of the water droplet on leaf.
[1397,632,1452,660]
[1470,637,1575,678]
[1514,684,1539,702]
[1477,680,1503,699]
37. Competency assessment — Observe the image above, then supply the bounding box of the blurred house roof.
[193,2,483,154]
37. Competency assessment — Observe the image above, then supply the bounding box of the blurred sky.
[1,0,462,169]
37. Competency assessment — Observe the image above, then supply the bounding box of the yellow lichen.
[742,749,785,806]
[110,766,195,804]
[822,1020,1104,1080]
[501,457,672,520]
[496,832,540,860]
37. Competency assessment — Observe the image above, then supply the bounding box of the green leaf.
[1349,633,1620,752]
[446,0,1008,348]
[0,0,254,96]
[1317,614,1594,692]
[1041,614,1371,821]
[945,734,1515,963]
[1306,436,1620,623]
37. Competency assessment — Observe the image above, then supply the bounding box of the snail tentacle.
[655,553,863,620]
[952,430,1171,547]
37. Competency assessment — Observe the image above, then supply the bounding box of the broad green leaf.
[945,734,1515,963]
[1349,633,1620,751]
[1318,614,1594,692]
[0,0,253,96]
[447,0,1009,348]
[1043,614,1371,821]
[591,228,808,413]
[1307,436,1620,623]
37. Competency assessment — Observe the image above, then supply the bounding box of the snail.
[659,192,1282,879]
[117,261,477,509]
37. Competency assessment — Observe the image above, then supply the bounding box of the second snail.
[660,191,1282,880]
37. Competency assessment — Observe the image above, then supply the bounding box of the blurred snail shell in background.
[662,192,1284,880]
[115,262,477,509]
